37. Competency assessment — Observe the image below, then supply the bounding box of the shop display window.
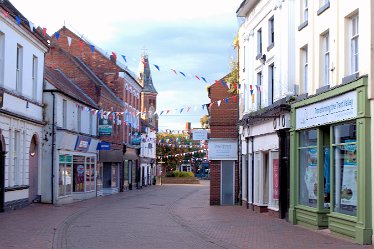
[58,155,72,197]
[298,129,318,207]
[333,123,357,216]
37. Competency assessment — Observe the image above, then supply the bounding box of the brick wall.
[208,81,239,205]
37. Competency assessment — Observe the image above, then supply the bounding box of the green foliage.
[171,170,195,178]
[200,115,209,128]
[225,60,239,94]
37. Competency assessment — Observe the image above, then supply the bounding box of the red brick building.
[208,78,239,205]
[45,26,143,194]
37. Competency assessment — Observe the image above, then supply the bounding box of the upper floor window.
[350,14,359,74]
[257,29,262,56]
[268,64,274,105]
[77,107,81,133]
[0,32,4,85]
[89,111,93,135]
[256,72,262,110]
[303,0,308,22]
[268,17,274,46]
[322,32,330,86]
[16,44,23,94]
[301,45,308,93]
[32,55,38,100]
[62,99,67,129]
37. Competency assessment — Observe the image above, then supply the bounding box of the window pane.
[333,144,357,216]
[66,164,72,195]
[334,123,356,144]
[73,156,85,192]
[323,147,330,208]
[299,147,318,207]
[300,129,317,147]
[58,164,65,197]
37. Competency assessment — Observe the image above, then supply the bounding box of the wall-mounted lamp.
[26,101,29,109]
[259,54,266,65]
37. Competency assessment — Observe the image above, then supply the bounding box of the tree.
[225,59,239,95]
[199,115,209,128]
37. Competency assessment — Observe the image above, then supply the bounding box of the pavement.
[0,180,372,249]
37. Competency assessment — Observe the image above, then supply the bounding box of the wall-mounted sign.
[130,132,142,145]
[208,139,238,160]
[97,141,111,151]
[192,129,208,140]
[296,91,357,130]
[75,136,91,152]
[98,117,112,136]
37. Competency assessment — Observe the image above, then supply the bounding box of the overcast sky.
[11,0,242,131]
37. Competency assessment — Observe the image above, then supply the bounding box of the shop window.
[298,129,318,207]
[58,155,72,197]
[85,157,95,192]
[332,123,357,216]
[73,156,85,192]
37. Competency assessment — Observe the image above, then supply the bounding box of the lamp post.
[158,157,165,185]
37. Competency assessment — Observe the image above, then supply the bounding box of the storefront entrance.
[221,160,234,205]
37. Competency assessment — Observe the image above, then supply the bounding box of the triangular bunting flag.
[55,32,60,40]
[209,103,213,109]
[217,100,222,106]
[180,108,184,113]
[225,98,229,104]
[67,36,72,47]
[250,89,254,95]
[202,104,205,110]
[15,16,21,25]
[29,21,34,32]
[2,10,8,18]
[201,77,207,83]
[238,83,241,89]
[221,80,226,87]
[121,55,127,62]
[153,64,160,71]
[111,52,117,60]
[233,96,237,102]
[186,106,191,112]
[171,69,177,75]
[42,27,47,37]
[179,72,186,77]
[79,40,84,50]
[90,44,95,53]
[195,75,200,80]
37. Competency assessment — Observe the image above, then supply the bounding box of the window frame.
[322,32,330,86]
[16,44,23,94]
[349,14,359,75]
[32,55,38,100]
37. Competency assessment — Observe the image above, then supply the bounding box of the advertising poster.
[340,142,357,207]
[304,148,318,201]
[74,164,85,192]
[273,159,279,200]
[98,117,112,136]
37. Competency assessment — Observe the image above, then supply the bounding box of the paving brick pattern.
[0,181,372,249]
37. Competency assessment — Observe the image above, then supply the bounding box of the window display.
[58,155,72,197]
[333,123,357,216]
[299,129,318,207]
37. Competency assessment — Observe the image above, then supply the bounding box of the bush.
[171,170,194,177]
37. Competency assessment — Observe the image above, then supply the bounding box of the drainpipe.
[50,92,55,204]
[246,137,250,209]
[251,136,254,211]
[238,136,241,205]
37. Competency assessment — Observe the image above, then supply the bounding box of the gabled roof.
[44,66,98,109]
[0,0,49,47]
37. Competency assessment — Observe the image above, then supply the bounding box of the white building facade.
[289,0,373,244]
[42,68,100,204]
[139,128,156,187]
[0,3,48,211]
[237,0,295,217]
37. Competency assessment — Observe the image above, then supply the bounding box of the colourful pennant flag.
[217,100,222,106]
[90,44,95,53]
[79,40,84,50]
[121,55,127,62]
[153,64,160,71]
[221,80,227,87]
[250,85,253,90]
[233,96,237,102]
[225,98,229,104]
[55,32,60,40]
[180,108,184,113]
[171,69,177,75]
[195,75,200,80]
[250,90,254,95]
[15,16,20,25]
[111,52,117,60]
[238,83,241,89]
[67,36,72,47]
[186,106,191,112]
[42,27,47,37]
[209,103,213,109]
[179,72,186,77]
[29,21,34,32]
[201,77,207,83]
[2,10,8,18]
[202,104,205,110]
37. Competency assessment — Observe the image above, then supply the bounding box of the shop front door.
[221,160,234,205]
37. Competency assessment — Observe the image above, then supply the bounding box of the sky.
[10,0,242,131]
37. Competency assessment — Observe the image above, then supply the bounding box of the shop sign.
[75,136,91,152]
[130,132,142,145]
[97,141,111,151]
[296,91,357,130]
[98,117,112,136]
[208,139,238,160]
[192,129,208,140]
[59,155,73,163]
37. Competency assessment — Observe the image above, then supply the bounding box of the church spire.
[137,53,157,94]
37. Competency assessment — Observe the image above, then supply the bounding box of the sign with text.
[98,117,112,136]
[97,141,111,151]
[295,91,357,130]
[192,129,208,140]
[74,136,91,152]
[208,139,238,160]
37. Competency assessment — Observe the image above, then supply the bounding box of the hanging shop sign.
[97,141,111,151]
[75,136,91,152]
[295,91,357,130]
[208,139,238,160]
[98,117,113,136]
[192,129,208,140]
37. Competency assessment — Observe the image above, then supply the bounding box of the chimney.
[110,54,116,64]
[185,122,191,131]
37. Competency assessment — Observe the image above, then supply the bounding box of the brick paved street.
[0,181,372,249]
